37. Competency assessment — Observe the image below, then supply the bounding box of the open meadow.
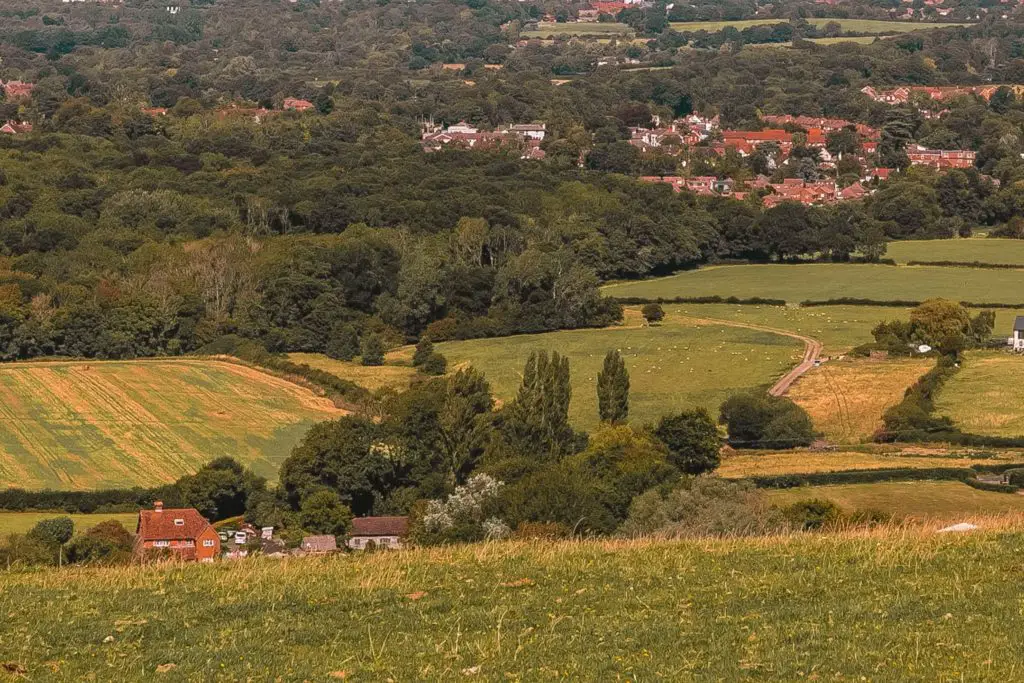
[4,526,1024,679]
[935,351,1024,438]
[521,22,631,38]
[669,18,971,32]
[0,359,345,491]
[887,238,1024,265]
[603,263,1024,305]
[765,480,1024,518]
[788,357,934,442]
[286,353,418,392]
[0,511,137,538]
[719,447,1024,478]
[439,313,802,430]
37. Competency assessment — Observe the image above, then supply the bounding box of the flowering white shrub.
[421,474,508,540]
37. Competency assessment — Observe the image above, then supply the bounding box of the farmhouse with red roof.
[347,516,409,550]
[283,97,314,112]
[134,501,221,562]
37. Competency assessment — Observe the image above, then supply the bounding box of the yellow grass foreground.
[3,522,1024,679]
[788,357,934,442]
[287,352,419,392]
[0,359,345,490]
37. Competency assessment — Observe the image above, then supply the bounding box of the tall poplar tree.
[597,350,629,424]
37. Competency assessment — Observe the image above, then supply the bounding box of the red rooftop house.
[1,80,35,100]
[134,502,221,562]
[347,516,409,550]
[283,97,315,112]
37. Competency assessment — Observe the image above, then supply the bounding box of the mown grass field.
[935,351,1024,437]
[887,238,1024,265]
[0,512,137,538]
[287,353,418,392]
[4,527,1024,679]
[765,480,1024,518]
[748,35,881,47]
[522,21,631,38]
[719,448,1024,478]
[0,359,345,491]
[603,263,1024,305]
[439,313,802,430]
[788,357,934,442]
[670,18,971,32]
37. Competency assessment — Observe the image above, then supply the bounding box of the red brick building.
[134,502,221,562]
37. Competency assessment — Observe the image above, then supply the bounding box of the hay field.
[0,512,137,538]
[5,526,1024,679]
[0,359,345,491]
[935,352,1024,437]
[765,480,1024,519]
[718,448,1024,478]
[788,357,934,442]
[439,312,802,430]
[522,21,631,38]
[670,18,970,32]
[286,353,418,392]
[887,238,1024,265]
[602,263,1024,304]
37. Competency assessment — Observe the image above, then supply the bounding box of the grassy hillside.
[935,352,1024,437]
[718,448,1024,478]
[522,21,631,38]
[0,360,345,490]
[788,357,934,442]
[439,313,802,429]
[286,353,418,392]
[603,263,1024,305]
[887,238,1024,265]
[765,481,1024,518]
[3,527,1024,679]
[0,512,138,538]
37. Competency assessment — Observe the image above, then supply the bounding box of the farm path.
[671,314,822,397]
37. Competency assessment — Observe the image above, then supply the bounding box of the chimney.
[154,500,163,512]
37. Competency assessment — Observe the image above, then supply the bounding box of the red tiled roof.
[351,516,409,537]
[137,507,213,542]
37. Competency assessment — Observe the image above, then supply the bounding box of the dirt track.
[674,315,823,397]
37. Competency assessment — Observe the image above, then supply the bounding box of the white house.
[347,516,408,550]
[1011,316,1024,351]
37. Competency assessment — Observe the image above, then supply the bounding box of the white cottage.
[1011,316,1024,351]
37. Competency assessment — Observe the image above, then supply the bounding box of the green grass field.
[439,313,802,430]
[748,36,881,48]
[603,263,1024,305]
[4,527,1024,679]
[720,448,1024,478]
[935,352,1024,437]
[670,18,971,32]
[522,21,631,38]
[0,512,137,538]
[887,238,1024,265]
[286,353,419,392]
[765,480,1024,519]
[0,359,344,491]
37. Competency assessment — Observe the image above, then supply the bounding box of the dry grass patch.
[788,357,933,442]
[286,353,419,392]
[719,448,1024,478]
[764,480,1024,520]
[935,351,1024,437]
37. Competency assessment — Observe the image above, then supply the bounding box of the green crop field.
[439,313,802,430]
[4,527,1024,679]
[0,512,137,539]
[0,359,344,491]
[887,238,1024,265]
[670,18,971,32]
[765,480,1024,519]
[935,352,1024,437]
[603,263,1024,305]
[521,21,631,38]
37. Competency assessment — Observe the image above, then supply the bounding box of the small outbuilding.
[300,535,338,554]
[1011,316,1024,351]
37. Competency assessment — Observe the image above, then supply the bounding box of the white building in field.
[1011,316,1024,351]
